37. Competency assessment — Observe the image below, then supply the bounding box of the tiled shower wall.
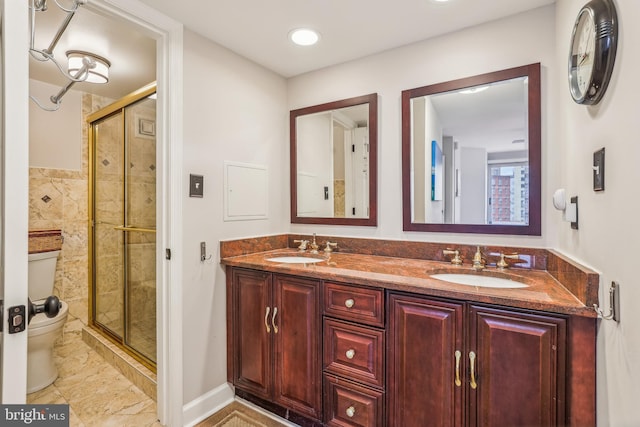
[29,93,113,325]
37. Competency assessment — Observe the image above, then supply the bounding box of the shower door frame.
[88,83,158,371]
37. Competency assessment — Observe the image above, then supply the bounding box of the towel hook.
[593,281,620,322]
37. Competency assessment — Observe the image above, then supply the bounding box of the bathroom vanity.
[221,235,597,427]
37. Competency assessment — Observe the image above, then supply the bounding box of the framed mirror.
[291,93,377,226]
[402,63,541,235]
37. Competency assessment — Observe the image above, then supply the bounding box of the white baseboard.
[182,382,235,427]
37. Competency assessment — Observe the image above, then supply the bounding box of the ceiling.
[29,0,555,100]
[136,0,555,77]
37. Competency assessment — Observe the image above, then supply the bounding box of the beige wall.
[29,80,82,171]
[181,30,288,403]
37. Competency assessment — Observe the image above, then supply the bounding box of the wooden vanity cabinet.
[323,282,385,427]
[227,267,322,421]
[388,292,568,427]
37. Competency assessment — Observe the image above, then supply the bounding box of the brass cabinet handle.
[346,406,355,418]
[469,351,477,389]
[345,298,355,308]
[271,306,278,334]
[345,349,356,360]
[454,350,462,387]
[264,307,271,333]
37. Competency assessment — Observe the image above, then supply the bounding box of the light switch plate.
[190,174,204,197]
[593,148,605,191]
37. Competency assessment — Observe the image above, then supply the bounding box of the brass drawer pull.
[345,298,355,308]
[469,351,477,389]
[454,350,462,387]
[345,349,356,360]
[346,405,355,418]
[272,306,278,334]
[264,307,271,333]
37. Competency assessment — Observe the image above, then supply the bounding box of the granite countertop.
[221,248,596,318]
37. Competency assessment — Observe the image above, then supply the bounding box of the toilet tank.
[28,250,60,301]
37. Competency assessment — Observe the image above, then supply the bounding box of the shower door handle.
[113,225,156,233]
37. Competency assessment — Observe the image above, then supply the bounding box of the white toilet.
[27,249,68,393]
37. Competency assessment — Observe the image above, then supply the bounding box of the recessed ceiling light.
[289,28,320,46]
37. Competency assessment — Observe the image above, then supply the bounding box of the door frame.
[1,0,30,403]
[85,1,184,425]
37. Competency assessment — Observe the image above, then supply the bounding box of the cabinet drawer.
[324,374,383,427]
[324,282,384,327]
[324,318,384,388]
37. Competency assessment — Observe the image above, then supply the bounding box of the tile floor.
[26,314,161,427]
[195,400,289,427]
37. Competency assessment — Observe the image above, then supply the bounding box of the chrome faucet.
[442,248,463,265]
[472,246,485,271]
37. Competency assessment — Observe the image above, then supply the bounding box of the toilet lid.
[29,300,68,328]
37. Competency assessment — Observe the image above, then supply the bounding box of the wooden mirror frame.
[401,63,541,235]
[290,93,378,226]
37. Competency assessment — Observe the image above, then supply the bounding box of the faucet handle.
[442,248,463,265]
[497,252,519,269]
[293,239,309,251]
[324,241,338,253]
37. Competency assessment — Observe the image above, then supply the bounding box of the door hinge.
[165,248,172,260]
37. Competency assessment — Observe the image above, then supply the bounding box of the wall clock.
[568,0,618,105]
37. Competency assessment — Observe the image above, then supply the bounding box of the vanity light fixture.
[67,50,111,83]
[289,28,320,46]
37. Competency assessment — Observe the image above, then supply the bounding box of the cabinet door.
[230,268,273,400]
[388,293,464,427]
[273,275,322,420]
[468,305,566,427]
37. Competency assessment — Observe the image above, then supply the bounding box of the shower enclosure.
[88,84,157,368]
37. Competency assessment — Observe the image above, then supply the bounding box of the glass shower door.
[123,96,156,362]
[92,91,157,366]
[93,112,125,338]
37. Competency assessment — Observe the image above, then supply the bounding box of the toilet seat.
[28,301,68,336]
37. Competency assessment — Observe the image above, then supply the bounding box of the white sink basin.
[265,256,324,264]
[431,273,528,289]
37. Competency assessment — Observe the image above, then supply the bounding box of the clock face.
[569,9,596,102]
[568,0,618,105]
